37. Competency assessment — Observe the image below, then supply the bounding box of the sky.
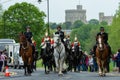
[0,0,120,23]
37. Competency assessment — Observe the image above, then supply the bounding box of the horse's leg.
[44,63,47,74]
[102,60,107,76]
[97,59,102,76]
[24,62,27,76]
[34,61,37,71]
[27,58,32,76]
[55,57,59,73]
[73,59,76,72]
[58,59,63,76]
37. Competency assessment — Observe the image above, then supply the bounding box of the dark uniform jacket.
[24,32,33,43]
[55,30,65,43]
[96,32,108,44]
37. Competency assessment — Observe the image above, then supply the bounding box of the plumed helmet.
[45,31,48,36]
[74,36,77,41]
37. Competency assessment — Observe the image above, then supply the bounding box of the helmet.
[74,36,77,41]
[45,32,48,36]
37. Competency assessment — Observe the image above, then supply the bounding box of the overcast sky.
[0,0,120,23]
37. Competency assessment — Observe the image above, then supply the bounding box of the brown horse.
[96,35,109,76]
[19,32,33,76]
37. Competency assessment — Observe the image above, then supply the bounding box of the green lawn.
[36,59,43,68]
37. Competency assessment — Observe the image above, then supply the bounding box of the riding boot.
[40,49,44,59]
[93,45,97,57]
[107,45,112,58]
[19,44,22,56]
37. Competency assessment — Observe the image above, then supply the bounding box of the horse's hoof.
[58,74,63,76]
[99,73,102,76]
[45,71,49,74]
[102,74,106,77]
[62,70,67,74]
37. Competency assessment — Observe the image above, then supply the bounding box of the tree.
[2,2,45,43]
[72,20,84,29]
[0,4,4,37]
[109,3,120,53]
[88,19,99,25]
[50,23,57,29]
[100,21,108,26]
[62,21,72,29]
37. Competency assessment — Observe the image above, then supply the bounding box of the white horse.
[53,34,66,76]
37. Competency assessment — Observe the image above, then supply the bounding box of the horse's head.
[64,39,71,50]
[19,32,27,46]
[97,35,104,50]
[45,40,51,52]
[53,34,61,47]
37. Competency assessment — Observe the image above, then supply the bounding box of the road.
[0,68,120,80]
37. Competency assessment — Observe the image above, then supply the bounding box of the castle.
[65,5,87,24]
[65,5,113,25]
[99,12,113,25]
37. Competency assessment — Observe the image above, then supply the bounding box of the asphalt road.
[0,68,120,80]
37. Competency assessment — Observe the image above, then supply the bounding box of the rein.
[54,42,63,60]
[22,41,29,50]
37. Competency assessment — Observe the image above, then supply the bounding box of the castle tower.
[99,12,104,22]
[99,12,113,25]
[65,5,87,24]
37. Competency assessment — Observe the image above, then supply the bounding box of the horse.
[64,39,73,71]
[31,48,38,72]
[53,34,66,76]
[71,43,82,72]
[19,32,33,76]
[96,35,109,76]
[40,40,53,74]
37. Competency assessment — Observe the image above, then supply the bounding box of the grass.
[36,59,43,68]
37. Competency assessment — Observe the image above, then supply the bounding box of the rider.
[19,26,35,56]
[64,35,71,43]
[55,25,65,43]
[40,32,51,57]
[24,26,33,43]
[71,36,81,52]
[93,27,112,57]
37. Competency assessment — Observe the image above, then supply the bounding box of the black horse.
[71,43,82,72]
[64,39,73,72]
[40,41,53,74]
[31,48,39,72]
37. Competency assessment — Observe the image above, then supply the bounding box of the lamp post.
[38,0,50,35]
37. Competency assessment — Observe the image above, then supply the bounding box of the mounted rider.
[55,25,65,43]
[40,32,52,57]
[24,26,33,43]
[64,35,71,44]
[71,36,81,52]
[93,27,112,57]
[19,26,35,56]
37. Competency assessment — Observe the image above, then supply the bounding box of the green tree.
[100,21,108,26]
[2,2,45,44]
[72,20,84,29]
[109,3,120,53]
[62,21,72,29]
[0,4,4,37]
[50,23,57,29]
[88,19,99,25]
